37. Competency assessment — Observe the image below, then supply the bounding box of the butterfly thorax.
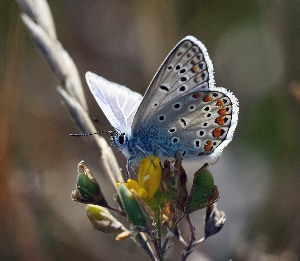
[111,129,166,162]
[111,131,141,160]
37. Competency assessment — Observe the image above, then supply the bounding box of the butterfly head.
[111,131,128,150]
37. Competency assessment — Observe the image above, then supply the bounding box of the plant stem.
[180,215,195,261]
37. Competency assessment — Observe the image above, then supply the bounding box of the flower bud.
[71,161,108,206]
[118,184,147,229]
[86,204,125,233]
[185,164,215,214]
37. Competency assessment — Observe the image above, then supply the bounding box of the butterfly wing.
[86,72,143,134]
[131,36,238,162]
[132,36,215,129]
[141,89,238,162]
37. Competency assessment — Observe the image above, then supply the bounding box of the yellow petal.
[125,179,140,194]
[138,156,162,198]
[137,188,148,199]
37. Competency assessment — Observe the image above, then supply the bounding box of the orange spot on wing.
[218,107,227,115]
[204,140,213,152]
[216,99,224,106]
[203,94,214,102]
[215,116,225,125]
[212,128,221,138]
[192,92,202,99]
[192,64,200,73]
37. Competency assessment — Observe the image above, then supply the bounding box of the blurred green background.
[1,1,300,260]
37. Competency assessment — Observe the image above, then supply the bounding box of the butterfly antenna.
[70,131,113,137]
[69,117,119,137]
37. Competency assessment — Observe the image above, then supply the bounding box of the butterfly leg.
[135,144,157,167]
[126,157,137,179]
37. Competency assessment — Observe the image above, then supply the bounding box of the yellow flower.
[124,156,162,199]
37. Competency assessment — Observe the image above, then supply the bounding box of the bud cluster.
[71,155,225,261]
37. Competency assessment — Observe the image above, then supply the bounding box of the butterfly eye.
[118,133,126,145]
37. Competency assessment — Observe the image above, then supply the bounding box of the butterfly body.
[86,36,239,171]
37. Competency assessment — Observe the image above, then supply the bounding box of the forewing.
[132,36,215,130]
[86,72,142,134]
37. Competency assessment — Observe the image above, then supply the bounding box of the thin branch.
[180,215,195,261]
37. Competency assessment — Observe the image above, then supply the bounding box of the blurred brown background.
[1,1,300,260]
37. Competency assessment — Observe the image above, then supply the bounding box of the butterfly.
[86,36,239,173]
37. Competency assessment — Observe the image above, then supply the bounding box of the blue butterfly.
[86,36,239,172]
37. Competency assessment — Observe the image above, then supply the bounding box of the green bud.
[185,164,215,214]
[118,184,147,229]
[77,172,99,201]
[86,205,125,233]
[71,161,108,206]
